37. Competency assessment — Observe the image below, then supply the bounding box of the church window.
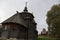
[5,25,8,30]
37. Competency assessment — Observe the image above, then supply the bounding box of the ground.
[38,36,55,40]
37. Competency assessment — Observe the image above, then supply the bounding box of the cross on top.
[25,2,27,7]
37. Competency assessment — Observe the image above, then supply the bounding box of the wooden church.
[0,3,38,40]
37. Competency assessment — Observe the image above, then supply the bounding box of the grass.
[38,36,54,40]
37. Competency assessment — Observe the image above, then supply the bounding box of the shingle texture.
[2,13,27,27]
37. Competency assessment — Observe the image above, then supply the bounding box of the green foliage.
[38,38,51,40]
[38,36,54,40]
[46,5,60,25]
[46,4,60,39]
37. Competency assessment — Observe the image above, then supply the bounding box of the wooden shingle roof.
[2,13,27,27]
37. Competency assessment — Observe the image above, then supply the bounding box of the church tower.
[18,2,38,40]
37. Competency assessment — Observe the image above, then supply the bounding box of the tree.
[46,4,60,40]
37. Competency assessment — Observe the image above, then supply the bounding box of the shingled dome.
[2,13,27,27]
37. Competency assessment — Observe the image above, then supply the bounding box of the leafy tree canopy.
[46,4,60,39]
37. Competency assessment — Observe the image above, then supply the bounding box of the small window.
[5,25,8,30]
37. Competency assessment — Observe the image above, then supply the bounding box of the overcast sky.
[0,0,60,34]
